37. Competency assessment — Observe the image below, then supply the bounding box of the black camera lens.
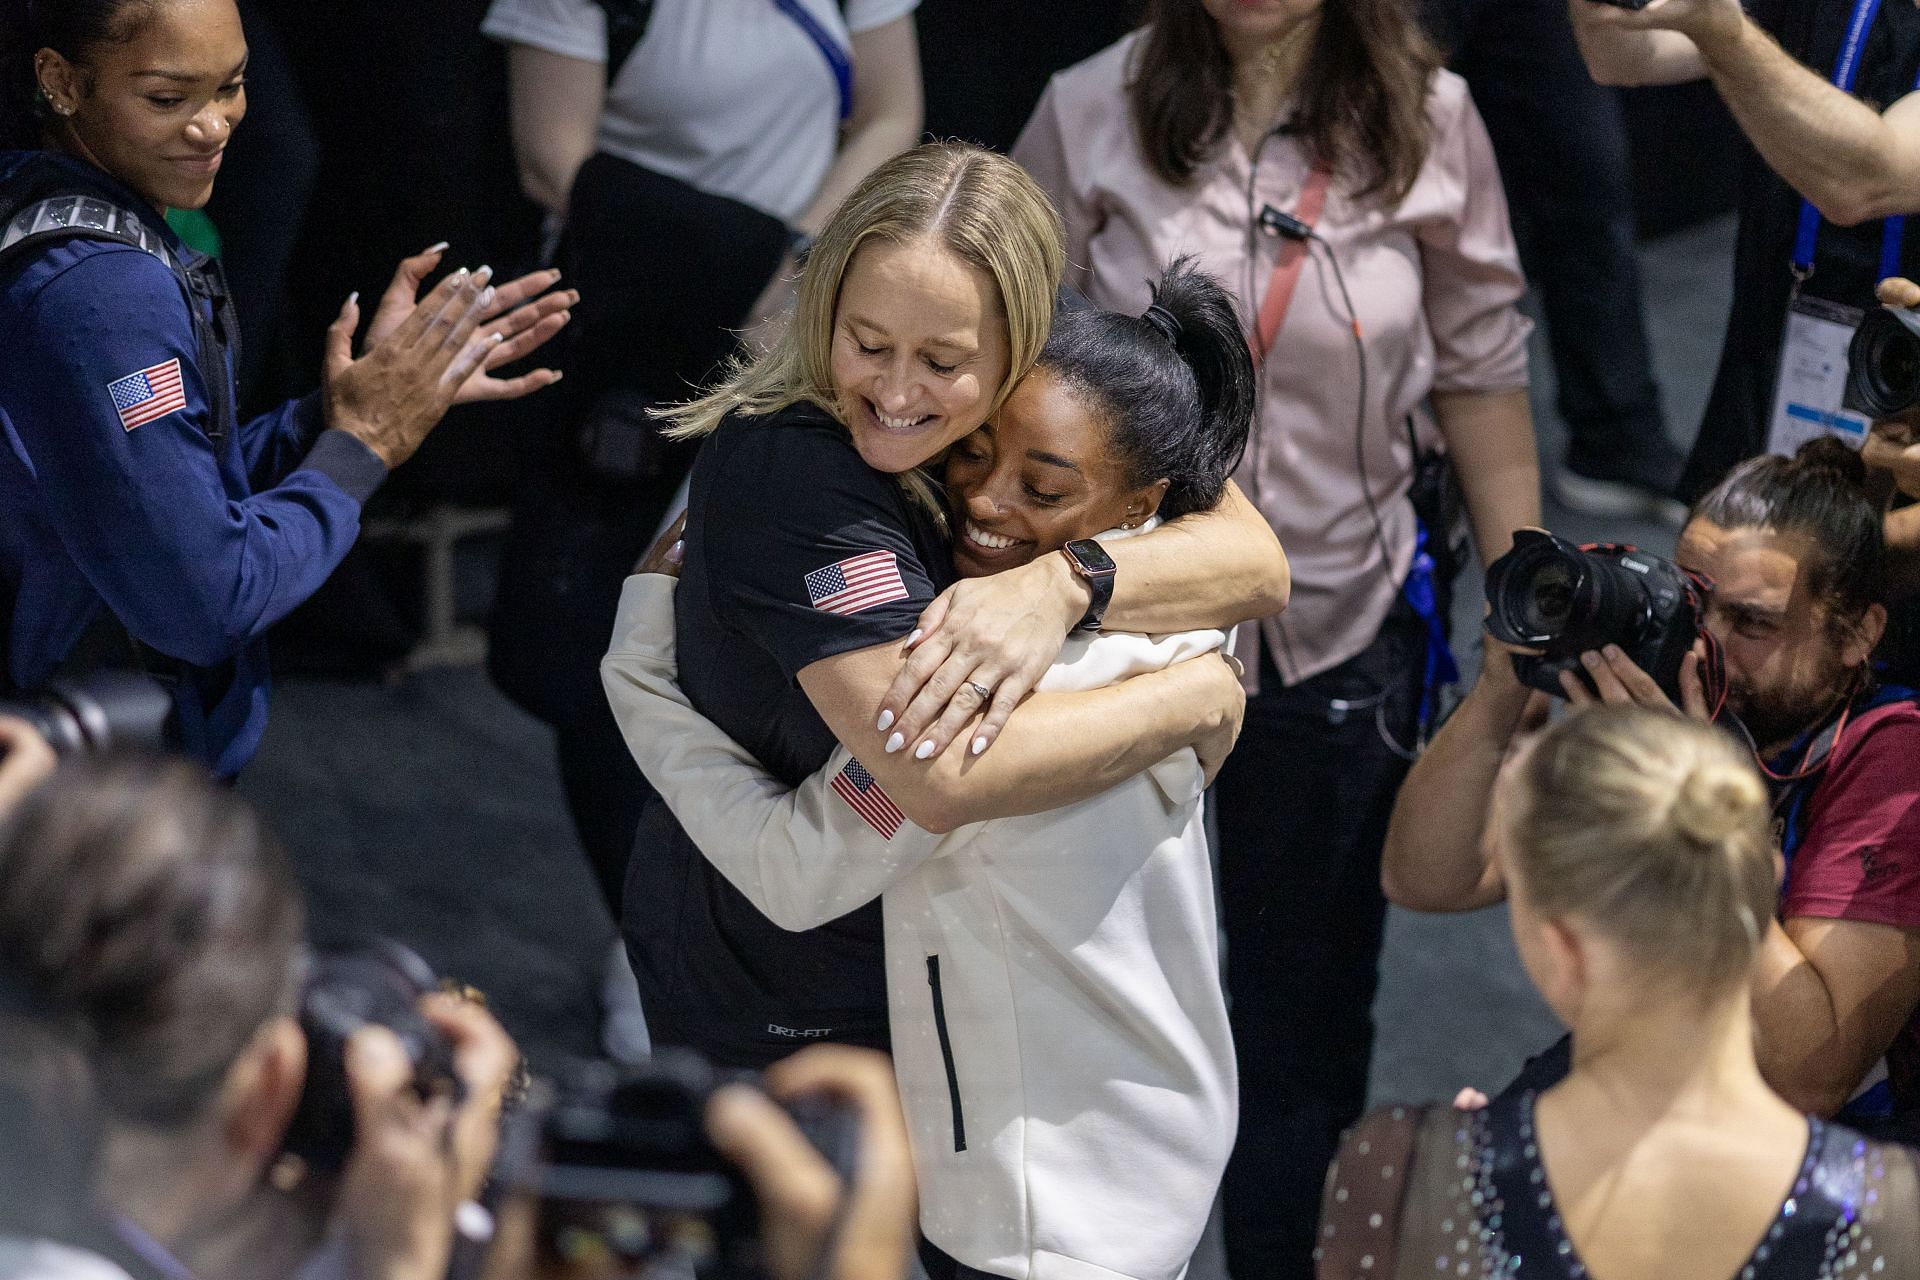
[1518,560,1577,636]
[1485,530,1650,655]
[0,672,175,759]
[1845,306,1920,419]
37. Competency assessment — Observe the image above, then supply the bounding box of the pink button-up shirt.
[1015,32,1532,687]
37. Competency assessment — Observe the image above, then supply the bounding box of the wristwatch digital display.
[1061,538,1117,632]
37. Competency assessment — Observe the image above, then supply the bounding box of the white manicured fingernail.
[877,710,894,732]
[915,740,936,760]
[474,265,494,285]
[346,291,358,307]
[479,285,496,307]
[907,629,924,646]
[972,736,988,756]
[423,241,449,255]
[885,732,905,754]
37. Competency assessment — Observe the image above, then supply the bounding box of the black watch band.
[1061,539,1117,633]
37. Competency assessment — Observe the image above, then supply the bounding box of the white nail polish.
[885,732,905,754]
[972,736,988,756]
[907,629,923,646]
[877,710,894,732]
[915,740,936,760]
[479,285,496,307]
[424,241,450,255]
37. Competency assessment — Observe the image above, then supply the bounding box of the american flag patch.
[831,758,904,839]
[804,550,908,616]
[106,358,187,432]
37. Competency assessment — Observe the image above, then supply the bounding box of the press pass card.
[1768,297,1871,457]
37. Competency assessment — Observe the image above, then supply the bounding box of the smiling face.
[828,235,1012,475]
[35,0,248,212]
[1676,518,1875,754]
[943,367,1167,578]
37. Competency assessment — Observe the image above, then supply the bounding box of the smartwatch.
[1060,539,1117,633]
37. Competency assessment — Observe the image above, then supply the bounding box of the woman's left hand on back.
[876,555,1087,762]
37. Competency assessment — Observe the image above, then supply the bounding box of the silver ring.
[966,680,993,701]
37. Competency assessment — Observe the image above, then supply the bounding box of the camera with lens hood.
[0,671,174,759]
[1845,302,1920,420]
[279,938,463,1173]
[495,1048,860,1280]
[1484,529,1715,703]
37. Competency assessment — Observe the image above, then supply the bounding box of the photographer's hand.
[0,717,56,817]
[707,1045,917,1280]
[1561,642,1711,720]
[1574,0,1744,60]
[332,998,518,1280]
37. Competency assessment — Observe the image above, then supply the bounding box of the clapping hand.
[363,243,576,404]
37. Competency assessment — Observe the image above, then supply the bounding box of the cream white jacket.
[602,561,1237,1280]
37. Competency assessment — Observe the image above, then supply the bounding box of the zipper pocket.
[926,955,967,1152]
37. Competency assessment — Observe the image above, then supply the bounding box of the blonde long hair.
[658,142,1065,508]
[1503,705,1775,993]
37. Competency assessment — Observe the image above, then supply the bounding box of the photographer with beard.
[1383,438,1920,1136]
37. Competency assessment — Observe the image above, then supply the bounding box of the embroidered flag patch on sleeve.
[804,550,908,616]
[831,758,904,839]
[107,358,186,432]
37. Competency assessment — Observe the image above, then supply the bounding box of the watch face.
[1066,540,1117,576]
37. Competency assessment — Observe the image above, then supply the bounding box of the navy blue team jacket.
[0,152,388,776]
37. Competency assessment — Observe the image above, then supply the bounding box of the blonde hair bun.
[1669,761,1766,848]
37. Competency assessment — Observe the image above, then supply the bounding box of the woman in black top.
[633,141,1288,1066]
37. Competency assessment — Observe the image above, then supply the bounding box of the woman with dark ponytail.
[0,0,570,779]
[603,261,1257,1280]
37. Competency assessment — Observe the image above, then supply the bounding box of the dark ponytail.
[1037,257,1255,520]
[1692,435,1884,631]
[2,0,158,149]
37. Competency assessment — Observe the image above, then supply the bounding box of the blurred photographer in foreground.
[0,755,516,1280]
[1383,438,1920,1134]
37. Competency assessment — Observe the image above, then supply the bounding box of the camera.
[1844,303,1920,419]
[279,939,462,1173]
[498,1049,858,1280]
[1485,529,1711,702]
[0,671,174,758]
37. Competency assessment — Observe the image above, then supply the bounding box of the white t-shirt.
[481,0,917,223]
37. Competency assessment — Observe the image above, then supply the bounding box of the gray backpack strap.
[0,193,181,273]
[0,192,234,444]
